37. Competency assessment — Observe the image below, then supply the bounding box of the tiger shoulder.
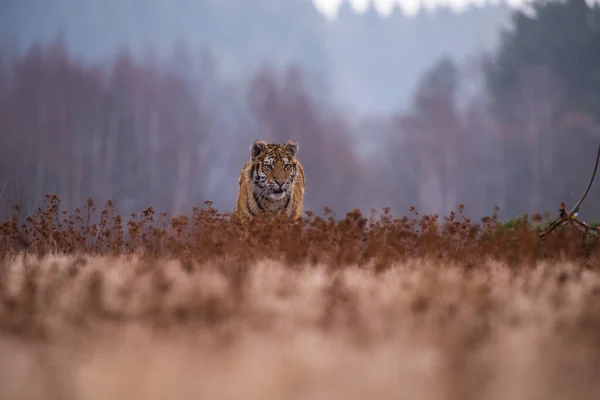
[234,139,305,221]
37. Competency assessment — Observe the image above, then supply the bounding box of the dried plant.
[1,197,600,400]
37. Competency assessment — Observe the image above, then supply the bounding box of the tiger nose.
[275,180,285,188]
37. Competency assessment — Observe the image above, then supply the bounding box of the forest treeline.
[1,0,599,222]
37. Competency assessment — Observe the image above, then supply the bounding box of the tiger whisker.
[234,139,305,221]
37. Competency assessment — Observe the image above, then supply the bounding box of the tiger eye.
[235,139,304,220]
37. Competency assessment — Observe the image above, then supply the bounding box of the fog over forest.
[1,0,600,222]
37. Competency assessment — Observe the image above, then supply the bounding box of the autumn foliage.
[2,194,599,269]
[2,35,600,224]
[1,197,600,399]
[3,1,600,396]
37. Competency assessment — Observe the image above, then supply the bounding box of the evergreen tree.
[486,0,600,121]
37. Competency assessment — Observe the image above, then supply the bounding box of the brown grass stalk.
[1,197,600,399]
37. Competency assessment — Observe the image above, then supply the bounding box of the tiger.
[234,139,306,221]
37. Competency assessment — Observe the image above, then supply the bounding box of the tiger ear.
[284,140,299,157]
[251,140,267,158]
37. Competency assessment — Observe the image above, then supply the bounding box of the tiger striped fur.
[234,140,305,220]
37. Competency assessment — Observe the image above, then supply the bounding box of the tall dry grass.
[1,195,600,399]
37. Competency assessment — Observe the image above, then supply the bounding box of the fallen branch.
[540,138,600,238]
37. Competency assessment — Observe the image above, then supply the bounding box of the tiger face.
[250,140,300,202]
[235,139,305,220]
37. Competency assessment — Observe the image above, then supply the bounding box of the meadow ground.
[1,197,600,399]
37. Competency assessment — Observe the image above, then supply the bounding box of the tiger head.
[249,139,300,201]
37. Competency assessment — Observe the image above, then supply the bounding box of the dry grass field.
[1,196,600,400]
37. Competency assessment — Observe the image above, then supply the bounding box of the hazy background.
[1,0,600,221]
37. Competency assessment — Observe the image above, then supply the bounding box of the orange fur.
[234,140,305,220]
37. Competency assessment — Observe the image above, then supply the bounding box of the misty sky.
[0,0,519,116]
[313,0,528,18]
[314,0,600,18]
